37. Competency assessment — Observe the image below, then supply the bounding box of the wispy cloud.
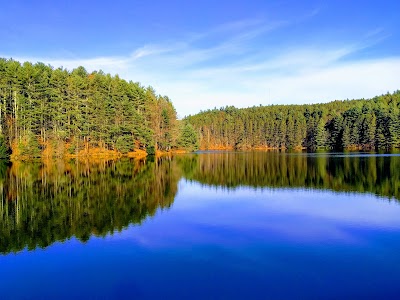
[365,27,385,38]
[131,44,178,60]
[307,7,321,18]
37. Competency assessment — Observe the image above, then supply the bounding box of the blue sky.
[1,0,399,117]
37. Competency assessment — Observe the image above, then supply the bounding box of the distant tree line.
[1,58,398,156]
[186,91,400,151]
[0,58,198,158]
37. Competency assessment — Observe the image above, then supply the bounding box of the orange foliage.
[199,145,234,151]
[127,149,147,159]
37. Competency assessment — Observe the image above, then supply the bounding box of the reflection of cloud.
[110,183,400,249]
[3,16,397,117]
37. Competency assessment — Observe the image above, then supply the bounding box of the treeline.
[186,92,400,150]
[0,58,198,158]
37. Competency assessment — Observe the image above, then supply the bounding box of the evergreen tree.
[0,135,9,158]
[186,91,400,151]
[178,123,199,151]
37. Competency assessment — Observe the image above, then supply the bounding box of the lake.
[1,152,400,299]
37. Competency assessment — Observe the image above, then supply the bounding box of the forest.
[1,57,399,158]
[0,58,198,159]
[186,91,400,151]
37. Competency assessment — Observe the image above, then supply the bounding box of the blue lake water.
[0,152,400,299]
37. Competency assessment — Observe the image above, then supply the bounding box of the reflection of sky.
[115,180,400,248]
[2,180,400,299]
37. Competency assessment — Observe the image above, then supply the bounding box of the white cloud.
[131,44,178,60]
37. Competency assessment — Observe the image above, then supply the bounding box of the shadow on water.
[1,152,399,254]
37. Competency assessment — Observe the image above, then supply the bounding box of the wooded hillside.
[186,92,400,151]
[1,58,398,157]
[0,58,197,158]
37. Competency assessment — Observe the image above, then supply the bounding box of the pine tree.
[0,135,9,158]
[178,123,199,152]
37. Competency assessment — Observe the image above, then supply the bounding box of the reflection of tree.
[0,157,180,254]
[182,152,400,200]
[1,153,399,255]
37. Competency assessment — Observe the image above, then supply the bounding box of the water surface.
[0,152,399,299]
